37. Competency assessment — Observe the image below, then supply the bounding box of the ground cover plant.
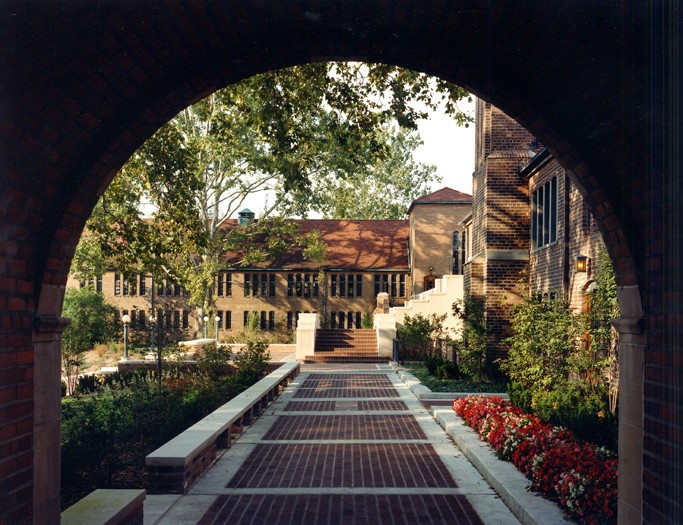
[61,342,270,509]
[454,395,617,525]
[404,364,506,393]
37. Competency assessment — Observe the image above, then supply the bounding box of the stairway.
[304,328,387,364]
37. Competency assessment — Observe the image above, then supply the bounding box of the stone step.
[303,355,389,364]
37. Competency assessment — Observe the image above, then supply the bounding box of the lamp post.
[215,315,221,344]
[121,314,131,360]
[149,315,156,357]
[203,315,209,339]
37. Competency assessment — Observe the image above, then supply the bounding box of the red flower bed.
[453,395,617,525]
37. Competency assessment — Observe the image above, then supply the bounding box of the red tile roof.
[409,186,472,208]
[223,219,410,271]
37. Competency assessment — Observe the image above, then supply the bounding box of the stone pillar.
[374,313,396,358]
[613,285,645,525]
[33,284,69,525]
[296,313,319,361]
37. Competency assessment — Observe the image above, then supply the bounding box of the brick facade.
[464,101,534,357]
[0,3,677,524]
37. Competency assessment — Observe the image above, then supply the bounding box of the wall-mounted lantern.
[576,255,589,273]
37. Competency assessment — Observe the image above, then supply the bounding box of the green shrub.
[532,382,617,449]
[197,343,233,380]
[233,340,270,380]
[61,367,260,509]
[74,374,102,395]
[506,381,533,413]
[452,295,488,379]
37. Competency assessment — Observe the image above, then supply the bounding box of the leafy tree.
[72,62,471,330]
[501,292,582,392]
[396,313,451,357]
[61,287,118,394]
[452,295,488,380]
[584,248,620,413]
[301,126,439,219]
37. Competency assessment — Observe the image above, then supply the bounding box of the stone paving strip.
[147,365,521,525]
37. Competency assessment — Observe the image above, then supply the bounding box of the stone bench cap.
[146,362,299,467]
[61,489,145,525]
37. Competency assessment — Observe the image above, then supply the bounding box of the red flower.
[453,396,617,525]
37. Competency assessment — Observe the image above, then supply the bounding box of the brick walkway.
[149,364,519,525]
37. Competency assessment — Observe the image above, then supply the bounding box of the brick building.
[465,101,609,353]
[69,190,471,341]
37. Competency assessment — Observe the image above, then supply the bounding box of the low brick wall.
[145,362,299,494]
[146,440,217,494]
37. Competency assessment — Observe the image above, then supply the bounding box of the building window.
[287,273,317,297]
[582,199,592,231]
[269,311,275,330]
[331,273,363,298]
[399,275,406,297]
[304,273,311,298]
[182,311,189,329]
[390,275,397,297]
[139,274,145,296]
[452,231,462,274]
[355,312,362,328]
[173,310,180,330]
[226,274,232,297]
[217,273,224,296]
[461,231,467,269]
[260,311,267,330]
[287,311,294,330]
[225,311,232,330]
[347,311,353,329]
[339,311,345,328]
[269,274,275,297]
[331,312,337,329]
[531,176,558,249]
[114,273,121,296]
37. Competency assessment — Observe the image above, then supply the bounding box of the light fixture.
[121,314,131,361]
[215,315,221,344]
[203,315,209,338]
[576,255,588,273]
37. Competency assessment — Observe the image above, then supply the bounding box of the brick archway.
[0,2,678,524]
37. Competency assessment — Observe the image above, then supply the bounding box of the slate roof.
[222,219,410,271]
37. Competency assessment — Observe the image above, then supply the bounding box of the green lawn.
[403,365,507,393]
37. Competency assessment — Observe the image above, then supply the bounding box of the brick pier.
[147,364,519,525]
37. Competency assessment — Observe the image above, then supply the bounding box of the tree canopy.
[72,62,472,322]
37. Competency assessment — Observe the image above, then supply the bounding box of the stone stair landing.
[304,329,388,364]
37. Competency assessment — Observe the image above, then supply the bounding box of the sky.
[413,98,475,196]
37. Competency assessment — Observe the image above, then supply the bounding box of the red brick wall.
[0,3,674,523]
[467,102,533,358]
